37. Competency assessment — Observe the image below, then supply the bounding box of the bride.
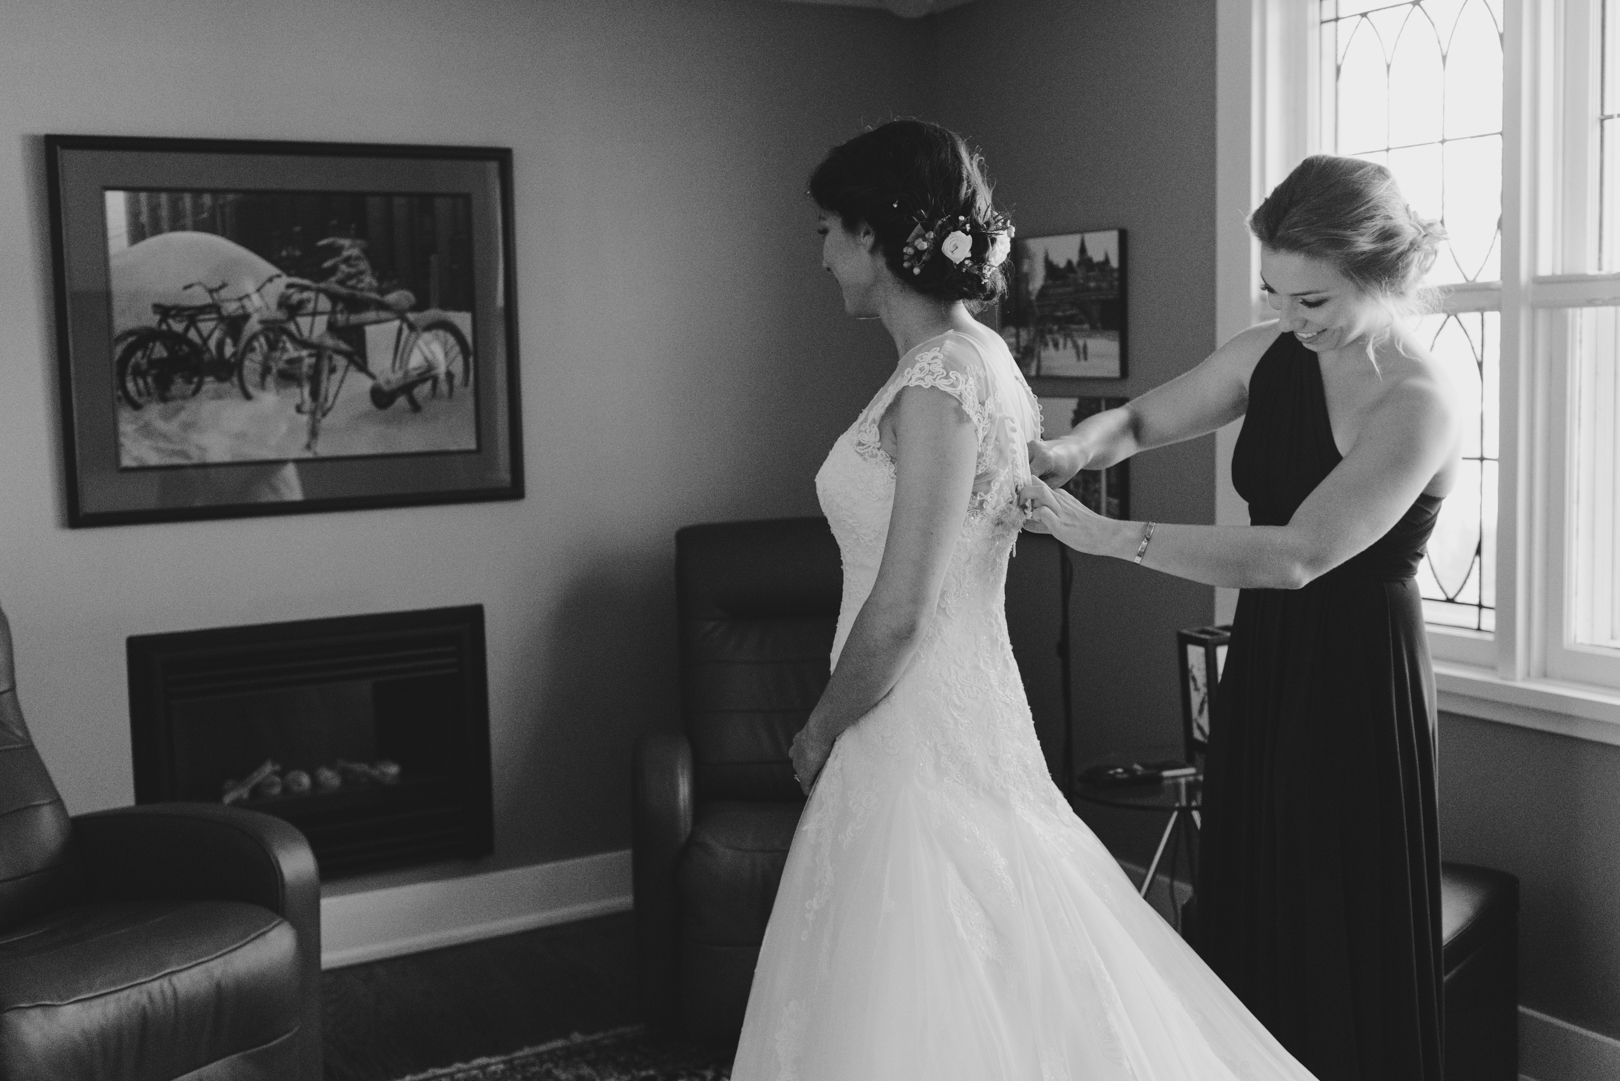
[728,119,1319,1081]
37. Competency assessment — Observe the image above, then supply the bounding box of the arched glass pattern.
[1322,0,1503,284]
[1321,0,1503,633]
[1413,311,1498,631]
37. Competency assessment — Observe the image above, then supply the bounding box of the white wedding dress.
[729,323,1319,1081]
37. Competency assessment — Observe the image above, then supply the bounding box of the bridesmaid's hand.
[1027,438,1089,488]
[1018,480,1134,558]
[790,721,834,795]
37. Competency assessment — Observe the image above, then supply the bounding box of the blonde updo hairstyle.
[1249,155,1445,325]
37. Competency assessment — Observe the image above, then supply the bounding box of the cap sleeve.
[855,337,990,461]
[894,340,990,433]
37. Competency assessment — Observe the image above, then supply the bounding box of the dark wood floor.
[321,911,642,1081]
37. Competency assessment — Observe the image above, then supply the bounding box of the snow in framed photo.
[1000,228,1126,387]
[46,135,522,527]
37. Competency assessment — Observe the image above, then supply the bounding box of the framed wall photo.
[1177,624,1231,763]
[1035,394,1130,520]
[45,135,522,527]
[998,227,1126,389]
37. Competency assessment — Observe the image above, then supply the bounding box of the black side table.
[1070,770,1201,906]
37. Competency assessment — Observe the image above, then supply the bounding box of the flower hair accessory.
[985,230,1012,269]
[940,230,973,264]
[898,210,1016,278]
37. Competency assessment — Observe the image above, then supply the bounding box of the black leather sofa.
[0,606,322,1080]
[634,518,1521,1081]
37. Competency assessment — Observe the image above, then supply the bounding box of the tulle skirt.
[730,715,1320,1081]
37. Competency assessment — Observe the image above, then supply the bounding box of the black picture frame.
[1177,623,1231,762]
[997,227,1126,390]
[45,135,523,527]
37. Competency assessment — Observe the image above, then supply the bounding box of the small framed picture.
[45,135,522,527]
[1036,395,1130,519]
[1178,624,1231,762]
[998,227,1126,389]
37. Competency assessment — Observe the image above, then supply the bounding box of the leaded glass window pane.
[1320,0,1503,633]
[1322,0,1504,285]
[1413,312,1499,632]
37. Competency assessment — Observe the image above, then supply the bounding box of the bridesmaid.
[1019,155,1455,1081]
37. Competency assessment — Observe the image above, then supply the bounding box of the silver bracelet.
[1132,521,1156,565]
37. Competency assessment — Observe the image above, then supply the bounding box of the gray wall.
[0,0,923,871]
[929,0,1220,858]
[1440,714,1620,1040]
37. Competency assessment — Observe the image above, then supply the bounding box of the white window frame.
[1217,0,1620,745]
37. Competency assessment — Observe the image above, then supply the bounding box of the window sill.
[1434,661,1620,746]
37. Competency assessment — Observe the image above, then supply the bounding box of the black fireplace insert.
[127,605,493,879]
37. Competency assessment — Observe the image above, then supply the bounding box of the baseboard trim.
[1519,1004,1620,1081]
[320,849,633,969]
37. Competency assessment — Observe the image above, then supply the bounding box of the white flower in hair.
[940,230,972,264]
[985,231,1012,268]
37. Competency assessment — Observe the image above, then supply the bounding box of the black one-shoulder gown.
[1197,331,1444,1081]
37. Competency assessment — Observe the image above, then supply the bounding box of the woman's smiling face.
[1259,246,1387,354]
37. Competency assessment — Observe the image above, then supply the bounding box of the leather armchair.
[634,517,840,1043]
[0,606,321,1081]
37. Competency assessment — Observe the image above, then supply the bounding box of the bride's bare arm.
[790,385,978,791]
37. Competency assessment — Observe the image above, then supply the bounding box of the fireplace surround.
[128,605,493,879]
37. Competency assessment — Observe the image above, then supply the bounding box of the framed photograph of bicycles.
[45,135,523,527]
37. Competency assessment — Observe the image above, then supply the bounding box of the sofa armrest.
[72,802,317,916]
[633,731,693,1032]
[72,802,323,1081]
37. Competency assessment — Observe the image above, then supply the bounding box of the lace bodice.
[812,324,1047,797]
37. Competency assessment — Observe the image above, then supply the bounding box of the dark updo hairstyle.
[809,119,1012,309]
[1249,154,1444,305]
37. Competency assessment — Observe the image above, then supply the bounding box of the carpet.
[391,1026,733,1081]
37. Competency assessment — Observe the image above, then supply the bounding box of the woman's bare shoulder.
[1371,331,1457,417]
[1198,321,1286,396]
[1215,321,1286,371]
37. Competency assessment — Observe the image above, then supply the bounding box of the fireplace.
[127,605,493,879]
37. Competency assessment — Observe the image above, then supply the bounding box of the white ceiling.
[771,0,978,18]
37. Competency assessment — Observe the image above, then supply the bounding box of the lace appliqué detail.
[797,755,845,944]
[774,999,807,1081]
[848,344,1018,522]
[945,861,1000,964]
[851,345,988,462]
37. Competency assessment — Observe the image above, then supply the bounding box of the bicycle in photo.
[113,274,283,410]
[235,277,472,453]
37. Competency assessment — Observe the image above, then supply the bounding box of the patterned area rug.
[392,1026,732,1081]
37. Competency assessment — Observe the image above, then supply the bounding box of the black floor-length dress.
[1198,331,1445,1081]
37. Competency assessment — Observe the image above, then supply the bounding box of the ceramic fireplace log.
[221,759,280,805]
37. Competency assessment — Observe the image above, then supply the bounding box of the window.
[1220,0,1620,708]
[1571,308,1620,651]
[1320,0,1504,636]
